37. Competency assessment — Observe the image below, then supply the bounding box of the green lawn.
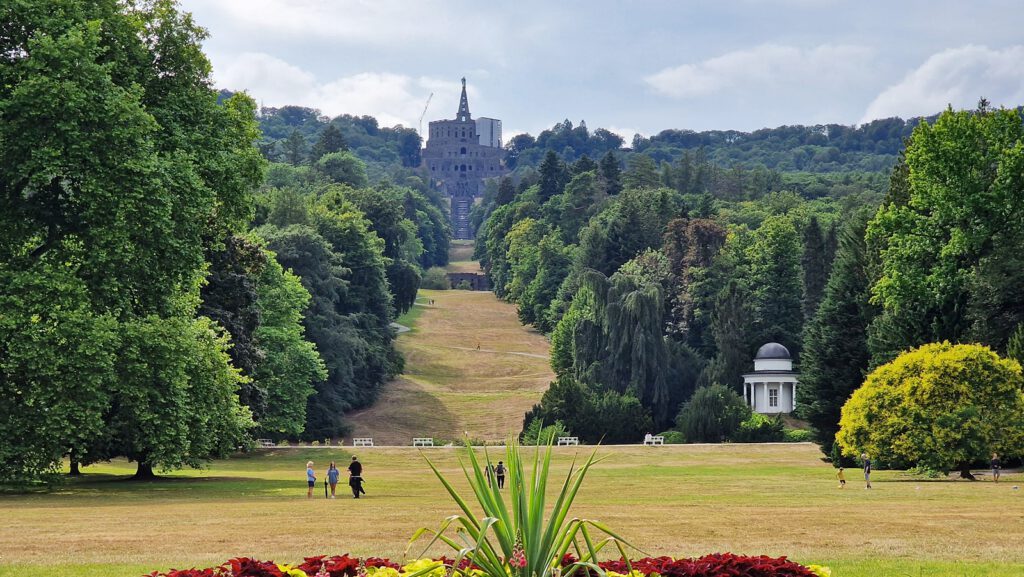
[1,444,1021,577]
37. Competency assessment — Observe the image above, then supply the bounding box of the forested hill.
[244,102,958,209]
[505,116,928,174]
[471,102,1024,452]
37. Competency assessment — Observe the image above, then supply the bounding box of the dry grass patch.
[2,445,1022,577]
[346,289,551,444]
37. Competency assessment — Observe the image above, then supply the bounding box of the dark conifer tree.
[283,129,306,166]
[571,154,598,175]
[709,280,753,392]
[797,211,877,453]
[599,151,623,195]
[310,123,347,161]
[495,176,517,207]
[801,216,829,320]
[538,150,567,203]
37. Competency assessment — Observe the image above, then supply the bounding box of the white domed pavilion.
[742,342,798,414]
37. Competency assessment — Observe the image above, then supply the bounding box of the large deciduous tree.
[837,342,1024,477]
[0,0,263,481]
[867,106,1024,365]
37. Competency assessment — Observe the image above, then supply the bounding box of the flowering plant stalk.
[407,433,640,577]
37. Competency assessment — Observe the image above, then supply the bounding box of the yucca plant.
[407,432,640,577]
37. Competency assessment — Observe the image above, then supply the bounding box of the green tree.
[747,215,804,355]
[599,151,623,195]
[284,129,307,165]
[90,317,254,479]
[0,1,262,481]
[316,151,369,188]
[538,150,568,203]
[199,236,268,416]
[495,176,517,207]
[837,342,1024,477]
[624,154,660,190]
[867,107,1024,364]
[797,211,877,453]
[252,249,326,437]
[310,123,348,161]
[1008,323,1024,367]
[801,216,830,320]
[675,384,751,443]
[708,280,753,391]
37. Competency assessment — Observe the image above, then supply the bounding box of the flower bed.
[147,553,831,577]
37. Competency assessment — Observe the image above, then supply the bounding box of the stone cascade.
[452,197,473,240]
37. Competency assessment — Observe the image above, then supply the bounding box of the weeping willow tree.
[565,267,676,427]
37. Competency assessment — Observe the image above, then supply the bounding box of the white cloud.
[860,45,1024,123]
[645,43,873,99]
[214,52,468,129]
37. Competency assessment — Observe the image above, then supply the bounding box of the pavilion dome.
[755,342,791,360]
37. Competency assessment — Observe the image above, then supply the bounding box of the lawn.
[345,287,552,445]
[1,444,1021,577]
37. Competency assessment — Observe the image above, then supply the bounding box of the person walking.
[495,460,506,489]
[348,455,366,499]
[306,461,316,499]
[861,453,872,489]
[327,461,340,498]
[991,453,1001,482]
[836,467,846,488]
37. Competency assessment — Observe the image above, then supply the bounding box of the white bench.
[557,436,579,446]
[412,437,434,447]
[643,435,665,446]
[256,438,275,448]
[352,437,374,447]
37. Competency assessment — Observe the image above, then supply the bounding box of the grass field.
[5,243,1022,577]
[1,445,1022,577]
[445,240,482,274]
[345,241,551,445]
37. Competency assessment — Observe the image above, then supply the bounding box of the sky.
[179,0,1024,140]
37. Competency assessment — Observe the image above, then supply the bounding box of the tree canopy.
[837,342,1024,476]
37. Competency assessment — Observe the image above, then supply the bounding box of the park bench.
[557,436,579,446]
[643,435,665,446]
[412,437,434,447]
[352,437,374,447]
[256,438,275,448]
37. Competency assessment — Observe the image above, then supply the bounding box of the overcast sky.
[180,0,1024,140]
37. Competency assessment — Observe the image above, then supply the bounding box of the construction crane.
[418,92,433,138]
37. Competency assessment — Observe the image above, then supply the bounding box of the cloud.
[191,0,516,61]
[860,45,1024,123]
[645,43,873,99]
[214,52,467,129]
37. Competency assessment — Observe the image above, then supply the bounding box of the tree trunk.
[69,449,81,476]
[959,462,977,480]
[134,461,156,480]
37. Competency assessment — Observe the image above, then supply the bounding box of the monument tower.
[421,78,506,239]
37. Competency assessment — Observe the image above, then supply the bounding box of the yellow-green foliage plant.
[837,342,1024,476]
[409,433,640,577]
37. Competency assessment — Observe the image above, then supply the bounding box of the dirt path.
[345,245,552,445]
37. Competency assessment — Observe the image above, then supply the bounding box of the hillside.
[344,242,551,444]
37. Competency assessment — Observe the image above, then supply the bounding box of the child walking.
[305,461,316,499]
[836,467,846,488]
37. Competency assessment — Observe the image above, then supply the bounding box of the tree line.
[477,103,1024,460]
[0,0,450,484]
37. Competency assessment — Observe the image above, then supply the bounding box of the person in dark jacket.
[348,455,366,498]
[495,460,506,489]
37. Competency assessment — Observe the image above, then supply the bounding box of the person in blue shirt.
[306,460,316,499]
[327,461,341,498]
